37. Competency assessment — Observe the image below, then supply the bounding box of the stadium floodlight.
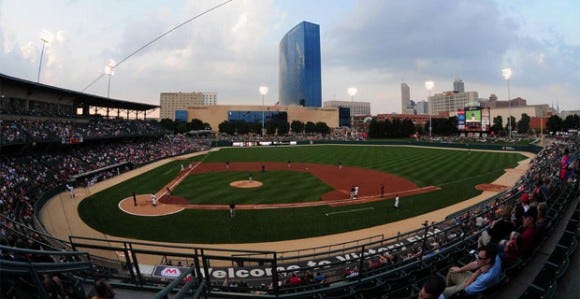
[104,59,116,98]
[425,81,434,138]
[37,30,54,83]
[347,87,358,101]
[502,68,512,139]
[259,86,269,136]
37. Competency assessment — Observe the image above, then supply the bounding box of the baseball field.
[75,145,527,244]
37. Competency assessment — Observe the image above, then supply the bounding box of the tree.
[384,119,393,138]
[218,121,235,135]
[291,120,304,134]
[304,121,316,134]
[491,116,503,135]
[159,118,176,132]
[546,115,563,133]
[265,120,277,135]
[174,121,188,133]
[368,119,380,138]
[563,114,580,131]
[277,121,290,135]
[391,118,402,137]
[315,122,330,135]
[517,113,530,134]
[190,118,205,130]
[401,118,416,137]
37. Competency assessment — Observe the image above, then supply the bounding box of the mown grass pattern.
[78,145,525,243]
[174,171,333,204]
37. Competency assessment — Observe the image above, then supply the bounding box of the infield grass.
[175,171,333,204]
[78,145,526,243]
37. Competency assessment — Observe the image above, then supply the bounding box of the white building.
[160,92,217,120]
[429,91,479,115]
[323,100,371,116]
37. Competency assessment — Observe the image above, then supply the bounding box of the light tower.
[347,87,357,102]
[502,68,512,138]
[425,81,434,138]
[347,87,357,129]
[104,59,116,98]
[259,86,269,136]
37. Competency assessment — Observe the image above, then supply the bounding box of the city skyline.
[0,0,578,116]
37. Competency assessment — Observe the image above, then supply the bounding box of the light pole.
[425,81,434,138]
[259,86,268,136]
[347,87,357,102]
[37,31,52,83]
[502,68,512,138]
[347,87,357,129]
[104,59,116,98]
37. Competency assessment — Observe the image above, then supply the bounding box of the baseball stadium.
[1,73,579,299]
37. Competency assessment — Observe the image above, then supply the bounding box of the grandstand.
[1,75,578,299]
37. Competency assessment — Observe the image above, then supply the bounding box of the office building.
[160,92,217,121]
[429,91,479,115]
[186,105,339,131]
[279,21,322,107]
[324,100,370,116]
[401,83,412,114]
[453,79,465,93]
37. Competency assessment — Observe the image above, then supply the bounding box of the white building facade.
[323,100,371,116]
[160,92,217,120]
[429,91,479,115]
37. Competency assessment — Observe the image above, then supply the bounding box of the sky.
[1,0,579,116]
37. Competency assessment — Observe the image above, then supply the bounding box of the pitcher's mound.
[230,180,263,188]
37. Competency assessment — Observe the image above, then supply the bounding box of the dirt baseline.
[120,162,440,215]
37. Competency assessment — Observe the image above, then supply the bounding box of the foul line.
[325,207,374,216]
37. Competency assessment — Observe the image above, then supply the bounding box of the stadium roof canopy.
[0,72,158,111]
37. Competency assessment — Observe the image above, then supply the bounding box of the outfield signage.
[232,141,298,147]
[194,228,442,280]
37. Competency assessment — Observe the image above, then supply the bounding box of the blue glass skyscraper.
[279,21,321,107]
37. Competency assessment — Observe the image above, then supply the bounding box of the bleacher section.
[1,117,578,298]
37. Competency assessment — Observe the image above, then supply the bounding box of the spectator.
[478,206,514,248]
[518,212,538,258]
[443,244,502,298]
[418,275,446,299]
[90,278,115,299]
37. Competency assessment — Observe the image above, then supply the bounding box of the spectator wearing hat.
[513,192,532,229]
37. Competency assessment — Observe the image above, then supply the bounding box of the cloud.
[0,0,577,114]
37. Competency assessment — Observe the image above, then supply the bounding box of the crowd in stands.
[1,134,210,251]
[209,137,578,298]
[1,114,578,298]
[1,118,212,298]
[1,118,169,145]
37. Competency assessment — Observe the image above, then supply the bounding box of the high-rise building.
[401,83,411,114]
[279,21,321,107]
[160,91,217,120]
[453,79,465,93]
[415,100,429,114]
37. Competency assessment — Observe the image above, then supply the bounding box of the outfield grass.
[78,145,526,243]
